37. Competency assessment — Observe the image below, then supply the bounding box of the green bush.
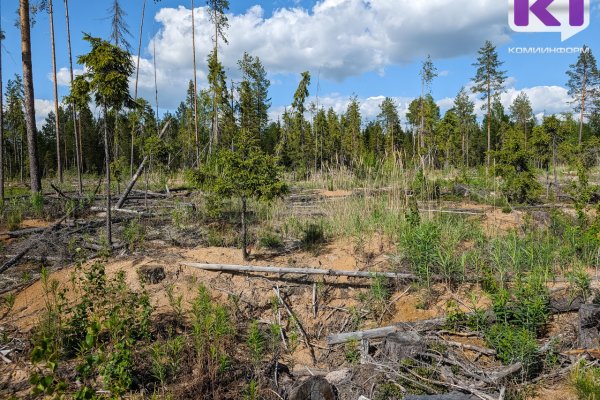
[485,323,539,373]
[122,218,146,251]
[258,230,284,250]
[300,221,326,250]
[491,270,550,334]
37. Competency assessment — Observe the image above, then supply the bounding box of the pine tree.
[19,0,42,193]
[63,0,83,194]
[0,29,4,203]
[472,41,506,170]
[566,45,600,145]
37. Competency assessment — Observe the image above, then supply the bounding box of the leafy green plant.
[151,335,185,387]
[30,192,44,218]
[122,218,146,251]
[246,320,265,368]
[369,273,391,317]
[344,339,361,365]
[166,284,184,324]
[190,285,235,380]
[6,199,24,231]
[243,379,260,400]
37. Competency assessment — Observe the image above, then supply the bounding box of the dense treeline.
[2,45,599,186]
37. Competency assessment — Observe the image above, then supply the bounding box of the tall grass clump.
[398,214,483,286]
[571,361,600,400]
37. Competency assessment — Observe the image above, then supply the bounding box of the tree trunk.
[103,103,112,250]
[553,135,558,190]
[191,0,200,164]
[64,0,82,195]
[241,197,248,261]
[131,0,147,177]
[211,8,219,153]
[579,70,587,146]
[486,80,491,173]
[49,0,62,183]
[20,0,41,193]
[0,25,4,203]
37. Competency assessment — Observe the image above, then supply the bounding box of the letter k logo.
[515,0,561,26]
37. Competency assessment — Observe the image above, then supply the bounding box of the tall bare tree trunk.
[0,28,4,203]
[20,0,41,193]
[241,197,248,261]
[49,0,62,183]
[64,0,82,195]
[211,8,219,153]
[579,70,587,146]
[131,0,147,177]
[191,0,200,164]
[103,103,112,250]
[486,81,491,173]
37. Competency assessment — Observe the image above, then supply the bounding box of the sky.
[1,0,599,128]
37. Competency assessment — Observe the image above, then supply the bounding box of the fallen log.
[328,296,585,345]
[0,214,69,274]
[3,226,46,238]
[90,206,148,216]
[116,120,171,209]
[327,318,448,345]
[273,285,317,365]
[182,262,428,281]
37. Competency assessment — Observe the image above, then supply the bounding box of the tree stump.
[579,304,600,348]
[138,265,166,285]
[383,331,424,363]
[289,376,336,400]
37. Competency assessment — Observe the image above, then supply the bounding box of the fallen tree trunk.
[328,296,585,345]
[116,120,171,209]
[327,318,448,345]
[182,262,429,281]
[90,206,148,216]
[0,214,69,274]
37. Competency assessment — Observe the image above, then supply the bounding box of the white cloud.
[34,99,54,129]
[47,67,85,87]
[131,0,510,108]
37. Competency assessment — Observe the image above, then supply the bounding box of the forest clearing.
[2,0,600,399]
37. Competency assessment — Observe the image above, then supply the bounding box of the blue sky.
[1,0,599,127]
